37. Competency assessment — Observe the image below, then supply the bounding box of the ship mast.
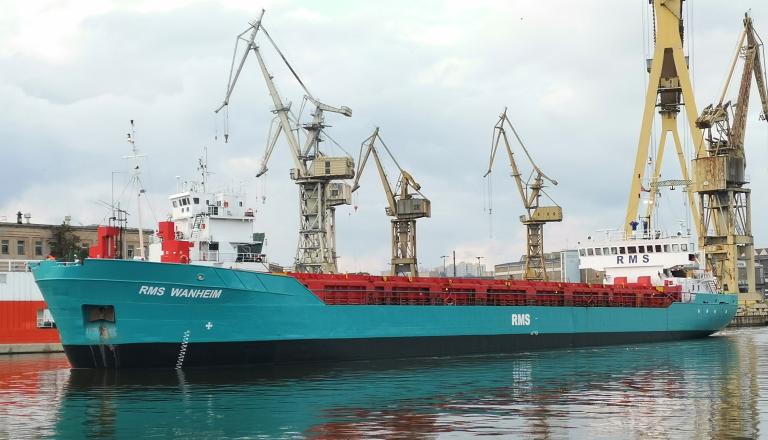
[124,120,147,260]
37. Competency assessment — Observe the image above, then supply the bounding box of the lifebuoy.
[179,255,189,264]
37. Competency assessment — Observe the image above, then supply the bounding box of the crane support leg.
[524,222,547,281]
[296,181,337,274]
[391,219,418,277]
[698,189,759,301]
[625,45,664,235]
[670,123,699,226]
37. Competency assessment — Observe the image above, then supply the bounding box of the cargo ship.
[30,11,738,368]
[30,255,737,368]
[29,169,737,368]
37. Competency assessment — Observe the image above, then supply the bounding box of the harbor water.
[2,328,768,439]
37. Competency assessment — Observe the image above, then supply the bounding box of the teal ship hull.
[32,259,738,369]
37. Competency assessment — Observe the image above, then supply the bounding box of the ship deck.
[292,273,683,308]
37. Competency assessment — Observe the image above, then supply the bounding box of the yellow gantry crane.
[484,108,562,281]
[624,0,702,237]
[693,13,768,300]
[352,127,431,276]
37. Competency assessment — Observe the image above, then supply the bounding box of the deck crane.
[484,108,562,281]
[215,10,355,274]
[352,127,431,276]
[693,13,768,301]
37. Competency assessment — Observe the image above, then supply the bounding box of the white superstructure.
[148,167,266,271]
[578,229,717,295]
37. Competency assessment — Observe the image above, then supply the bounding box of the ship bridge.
[578,230,699,287]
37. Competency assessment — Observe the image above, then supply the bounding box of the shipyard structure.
[0,215,149,353]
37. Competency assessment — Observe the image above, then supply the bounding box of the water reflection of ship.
[0,354,69,439]
[39,335,760,439]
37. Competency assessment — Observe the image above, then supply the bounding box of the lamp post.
[476,256,484,277]
[440,255,449,277]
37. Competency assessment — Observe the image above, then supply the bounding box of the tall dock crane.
[215,10,355,273]
[484,109,562,281]
[352,128,431,276]
[624,0,702,237]
[693,13,768,300]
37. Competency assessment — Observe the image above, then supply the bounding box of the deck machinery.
[694,13,768,301]
[352,128,431,276]
[216,10,354,273]
[484,109,562,281]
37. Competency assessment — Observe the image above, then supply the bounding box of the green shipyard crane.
[352,127,431,277]
[484,108,562,281]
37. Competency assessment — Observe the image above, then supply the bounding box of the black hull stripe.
[64,331,715,369]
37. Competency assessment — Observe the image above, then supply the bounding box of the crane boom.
[251,41,306,175]
[485,108,562,281]
[353,128,397,215]
[732,14,768,149]
[215,10,265,114]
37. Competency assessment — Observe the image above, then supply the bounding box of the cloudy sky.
[2,0,768,272]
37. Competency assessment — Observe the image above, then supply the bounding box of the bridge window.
[681,243,688,251]
[587,248,594,256]
[595,248,602,256]
[646,245,653,253]
[172,200,178,208]
[672,244,679,252]
[579,249,586,256]
[619,247,626,254]
[637,245,644,253]
[603,247,609,255]
[655,245,662,252]
[193,198,200,204]
[664,245,670,252]
[628,246,637,254]
[610,247,618,255]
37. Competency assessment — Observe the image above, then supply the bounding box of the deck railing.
[0,259,40,272]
